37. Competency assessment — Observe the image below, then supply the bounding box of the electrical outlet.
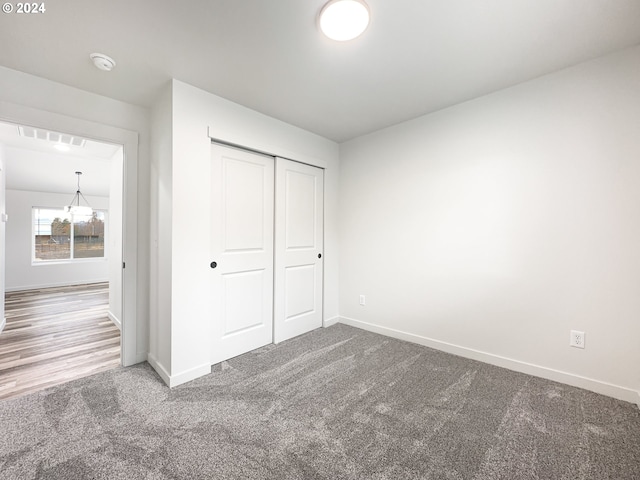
[570,330,585,349]
[359,295,366,306]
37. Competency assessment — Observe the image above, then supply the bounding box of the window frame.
[31,206,108,265]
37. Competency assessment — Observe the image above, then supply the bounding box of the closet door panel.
[274,158,324,343]
[210,144,274,364]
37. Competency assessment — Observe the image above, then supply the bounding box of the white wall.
[0,66,150,362]
[339,45,640,404]
[0,146,6,332]
[5,190,109,291]
[148,80,340,386]
[108,147,124,328]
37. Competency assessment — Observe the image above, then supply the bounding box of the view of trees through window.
[34,208,106,261]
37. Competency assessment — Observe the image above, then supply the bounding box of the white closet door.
[274,158,324,343]
[210,144,274,364]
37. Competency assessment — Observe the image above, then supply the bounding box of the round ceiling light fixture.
[319,0,370,42]
[90,52,116,71]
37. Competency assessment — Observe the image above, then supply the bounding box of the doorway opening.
[0,120,125,399]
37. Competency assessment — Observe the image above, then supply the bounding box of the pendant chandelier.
[64,171,93,216]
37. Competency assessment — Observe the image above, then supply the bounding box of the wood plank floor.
[0,283,120,400]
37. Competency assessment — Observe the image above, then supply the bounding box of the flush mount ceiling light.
[319,0,370,41]
[90,52,116,71]
[64,171,93,217]
[53,144,70,152]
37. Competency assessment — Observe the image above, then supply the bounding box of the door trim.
[0,100,142,366]
[208,128,328,169]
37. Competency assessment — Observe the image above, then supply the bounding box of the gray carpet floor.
[1,324,639,479]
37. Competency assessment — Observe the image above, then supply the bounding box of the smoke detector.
[90,53,116,71]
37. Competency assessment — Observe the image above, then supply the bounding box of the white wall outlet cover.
[570,330,585,349]
[0,213,8,222]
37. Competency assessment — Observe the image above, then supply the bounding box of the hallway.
[0,282,120,400]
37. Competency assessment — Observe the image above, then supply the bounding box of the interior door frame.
[0,100,142,366]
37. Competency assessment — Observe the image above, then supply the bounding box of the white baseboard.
[0,317,5,334]
[107,311,121,331]
[134,352,148,364]
[339,316,640,406]
[5,279,109,292]
[147,354,211,389]
[323,316,340,328]
[147,353,171,386]
[169,363,211,388]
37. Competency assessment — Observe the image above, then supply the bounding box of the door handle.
[210,261,217,269]
[318,253,322,259]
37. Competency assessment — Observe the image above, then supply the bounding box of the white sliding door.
[210,144,274,364]
[274,158,324,343]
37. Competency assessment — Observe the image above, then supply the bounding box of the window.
[33,207,106,262]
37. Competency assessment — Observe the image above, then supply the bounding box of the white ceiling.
[0,122,119,196]
[1,0,639,142]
